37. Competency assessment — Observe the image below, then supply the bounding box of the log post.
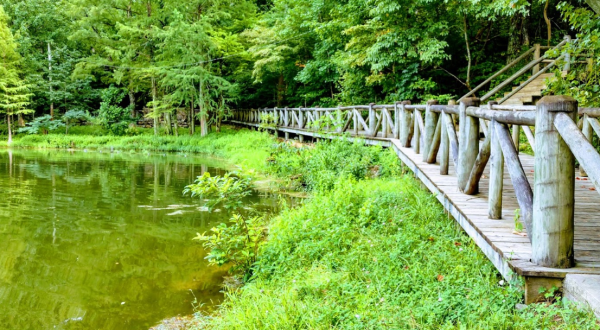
[458,97,481,192]
[533,43,541,75]
[512,121,520,154]
[489,119,504,219]
[299,108,304,129]
[336,106,343,133]
[581,114,591,177]
[440,107,450,175]
[369,103,376,136]
[382,108,388,138]
[488,102,503,219]
[423,100,439,162]
[400,101,412,147]
[394,102,401,139]
[532,95,576,268]
[414,108,421,153]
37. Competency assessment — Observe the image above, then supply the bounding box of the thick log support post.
[423,100,439,162]
[581,114,591,177]
[512,122,520,154]
[369,103,376,136]
[399,101,412,147]
[458,97,481,193]
[532,95,576,268]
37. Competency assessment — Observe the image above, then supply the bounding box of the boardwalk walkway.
[230,117,600,316]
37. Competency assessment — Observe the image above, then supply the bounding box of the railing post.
[336,106,342,133]
[414,108,421,153]
[394,101,401,139]
[299,107,304,129]
[440,101,451,175]
[369,103,376,136]
[458,97,481,193]
[399,101,412,147]
[532,43,541,75]
[512,122,520,154]
[488,103,504,219]
[423,100,439,162]
[532,95,576,268]
[563,35,572,72]
[581,114,591,176]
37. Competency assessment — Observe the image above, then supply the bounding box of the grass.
[191,134,597,329]
[6,126,274,171]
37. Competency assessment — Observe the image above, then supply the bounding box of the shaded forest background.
[0,0,599,135]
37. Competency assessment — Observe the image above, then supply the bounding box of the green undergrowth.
[190,135,598,329]
[6,127,274,171]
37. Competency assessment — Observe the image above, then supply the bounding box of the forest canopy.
[0,0,598,136]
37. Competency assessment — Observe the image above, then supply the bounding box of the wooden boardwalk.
[231,119,600,314]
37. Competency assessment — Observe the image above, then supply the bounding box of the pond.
[0,149,280,329]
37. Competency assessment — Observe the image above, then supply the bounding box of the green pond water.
[0,149,280,329]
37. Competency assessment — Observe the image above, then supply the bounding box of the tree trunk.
[277,73,284,107]
[48,43,54,119]
[190,94,195,135]
[129,90,136,117]
[17,113,24,127]
[506,12,531,63]
[200,111,208,137]
[165,112,172,135]
[173,111,179,137]
[7,114,12,144]
[152,76,158,136]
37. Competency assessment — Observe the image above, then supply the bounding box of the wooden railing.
[230,96,600,270]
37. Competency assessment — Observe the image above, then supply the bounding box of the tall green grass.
[8,127,274,171]
[191,137,598,329]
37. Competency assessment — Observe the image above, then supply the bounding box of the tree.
[0,6,32,144]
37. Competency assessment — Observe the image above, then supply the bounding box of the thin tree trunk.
[165,112,172,135]
[48,43,54,119]
[173,110,179,136]
[17,113,24,127]
[7,114,12,144]
[152,76,158,136]
[190,93,195,135]
[544,0,551,46]
[129,89,136,117]
[463,15,472,90]
[277,73,284,107]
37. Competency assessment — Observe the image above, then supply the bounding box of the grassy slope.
[195,176,598,329]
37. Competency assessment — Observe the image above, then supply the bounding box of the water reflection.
[0,150,279,329]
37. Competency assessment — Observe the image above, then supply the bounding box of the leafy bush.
[184,171,253,211]
[18,115,65,135]
[194,214,267,278]
[268,138,403,191]
[97,86,135,135]
[62,110,90,134]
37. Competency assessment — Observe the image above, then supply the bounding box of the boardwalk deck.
[230,120,600,314]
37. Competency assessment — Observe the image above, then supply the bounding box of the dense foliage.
[0,0,597,141]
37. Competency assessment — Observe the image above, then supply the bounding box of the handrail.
[480,39,568,102]
[496,54,564,104]
[461,46,537,100]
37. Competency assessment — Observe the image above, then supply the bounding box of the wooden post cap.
[459,97,480,107]
[538,95,578,112]
[395,101,403,105]
[448,100,457,105]
[427,100,439,105]
[401,100,411,105]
